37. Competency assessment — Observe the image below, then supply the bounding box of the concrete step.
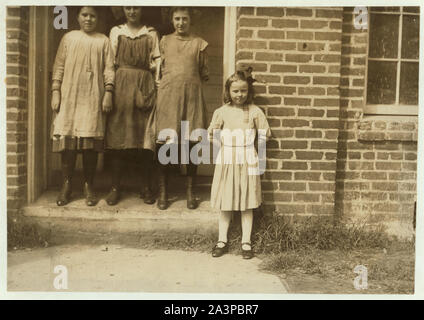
[22,188,219,247]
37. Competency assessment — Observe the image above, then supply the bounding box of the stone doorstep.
[22,189,219,246]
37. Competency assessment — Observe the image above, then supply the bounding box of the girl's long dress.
[156,33,209,143]
[106,24,160,151]
[208,104,272,211]
[51,30,115,152]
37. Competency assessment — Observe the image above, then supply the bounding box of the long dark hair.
[223,71,255,105]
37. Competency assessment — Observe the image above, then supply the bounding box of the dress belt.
[118,65,148,71]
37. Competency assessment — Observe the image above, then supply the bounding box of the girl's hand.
[155,79,160,89]
[102,91,113,113]
[51,90,61,113]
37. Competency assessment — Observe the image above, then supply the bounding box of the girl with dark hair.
[105,6,161,205]
[208,70,271,259]
[155,7,209,210]
[51,6,115,207]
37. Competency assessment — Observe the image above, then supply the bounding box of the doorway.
[28,6,229,200]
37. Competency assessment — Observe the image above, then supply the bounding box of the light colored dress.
[208,104,272,211]
[156,33,209,142]
[52,30,115,151]
[106,24,160,151]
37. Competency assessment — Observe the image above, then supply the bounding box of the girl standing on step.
[208,70,271,259]
[51,6,115,207]
[105,6,161,206]
[155,7,209,210]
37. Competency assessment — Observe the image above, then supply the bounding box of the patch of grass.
[7,217,50,250]
[252,215,399,253]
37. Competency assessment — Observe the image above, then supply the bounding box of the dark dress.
[106,24,160,151]
[156,33,209,143]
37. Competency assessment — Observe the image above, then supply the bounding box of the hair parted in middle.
[169,7,194,25]
[223,69,255,105]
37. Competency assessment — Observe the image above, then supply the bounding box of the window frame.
[364,7,420,116]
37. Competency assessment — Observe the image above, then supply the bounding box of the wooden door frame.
[27,6,50,203]
[26,6,238,202]
[223,7,237,81]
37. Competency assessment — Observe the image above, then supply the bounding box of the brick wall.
[6,6,29,216]
[236,7,344,216]
[335,7,417,230]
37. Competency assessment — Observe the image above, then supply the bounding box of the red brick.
[300,20,328,29]
[237,29,253,38]
[254,96,281,105]
[287,31,313,40]
[310,162,336,171]
[314,54,341,63]
[295,193,320,202]
[267,107,295,117]
[281,140,308,149]
[325,152,337,160]
[311,141,337,149]
[283,76,310,85]
[361,192,388,201]
[273,129,294,138]
[295,151,323,160]
[282,161,308,170]
[239,17,268,27]
[286,8,313,17]
[372,182,398,191]
[299,65,326,73]
[326,109,340,118]
[361,172,387,180]
[257,30,285,39]
[405,153,417,161]
[314,98,340,107]
[269,41,296,50]
[295,172,321,181]
[295,130,322,138]
[239,7,254,15]
[316,9,342,19]
[313,76,340,85]
[299,87,325,95]
[312,120,339,129]
[262,181,279,191]
[279,182,307,191]
[329,21,342,29]
[256,7,285,17]
[270,64,297,73]
[298,109,325,117]
[272,19,299,28]
[309,205,335,215]
[264,193,292,202]
[238,40,267,50]
[268,86,296,95]
[284,97,311,106]
[255,52,283,61]
[265,171,292,180]
[285,54,312,63]
[375,162,402,171]
[298,42,326,52]
[390,152,403,160]
[315,32,341,41]
[282,119,310,128]
[275,204,306,214]
[268,151,293,159]
[309,183,335,191]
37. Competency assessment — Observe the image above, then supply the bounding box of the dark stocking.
[82,150,98,206]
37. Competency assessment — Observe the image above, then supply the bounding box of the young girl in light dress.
[208,70,271,259]
[51,6,115,207]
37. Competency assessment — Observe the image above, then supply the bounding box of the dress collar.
[122,24,150,39]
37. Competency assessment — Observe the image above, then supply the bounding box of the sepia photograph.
[3,2,421,296]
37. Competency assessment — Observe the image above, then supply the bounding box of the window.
[365,7,420,115]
